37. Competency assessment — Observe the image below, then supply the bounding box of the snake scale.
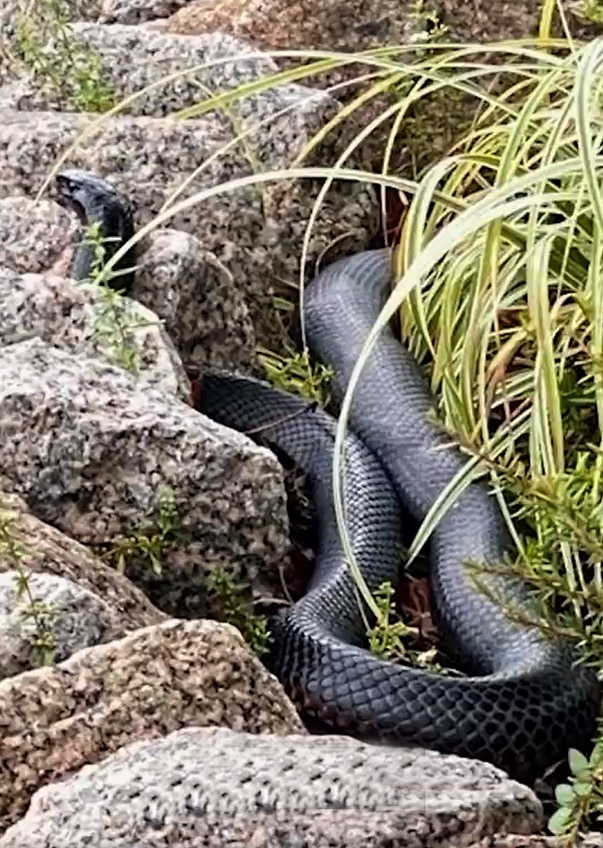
[56,168,601,784]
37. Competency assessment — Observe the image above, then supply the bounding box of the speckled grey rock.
[0,570,126,679]
[7,23,333,140]
[0,0,192,31]
[0,338,289,616]
[470,837,603,848]
[134,229,258,373]
[0,266,191,401]
[0,196,76,275]
[0,491,166,631]
[0,619,304,834]
[0,726,543,848]
[0,0,100,45]
[99,0,193,23]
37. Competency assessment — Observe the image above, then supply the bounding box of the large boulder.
[166,0,603,54]
[165,0,603,173]
[167,0,422,54]
[0,725,543,847]
[132,228,259,373]
[0,338,289,616]
[0,618,303,834]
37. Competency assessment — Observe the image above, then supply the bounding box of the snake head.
[55,168,136,293]
[55,169,134,239]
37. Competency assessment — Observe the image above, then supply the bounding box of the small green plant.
[206,566,272,657]
[15,0,115,112]
[367,581,418,660]
[366,580,448,673]
[549,744,603,840]
[257,345,333,406]
[0,504,57,667]
[80,220,145,375]
[104,487,183,576]
[569,0,603,24]
[408,0,449,49]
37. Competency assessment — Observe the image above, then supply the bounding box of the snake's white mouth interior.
[55,178,87,224]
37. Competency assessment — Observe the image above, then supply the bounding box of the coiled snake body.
[57,169,601,784]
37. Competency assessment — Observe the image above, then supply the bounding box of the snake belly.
[55,169,601,784]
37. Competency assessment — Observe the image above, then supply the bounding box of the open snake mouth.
[55,174,87,224]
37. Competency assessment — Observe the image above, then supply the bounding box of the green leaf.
[548,806,573,835]
[555,783,575,806]
[573,781,593,798]
[569,748,591,776]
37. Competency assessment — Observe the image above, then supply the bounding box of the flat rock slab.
[0,618,303,834]
[0,338,289,615]
[0,726,543,847]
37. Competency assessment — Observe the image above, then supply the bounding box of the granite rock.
[0,725,543,847]
[100,0,194,24]
[0,196,76,276]
[0,491,166,631]
[0,265,190,401]
[0,26,378,348]
[0,196,259,375]
[0,618,303,834]
[0,570,126,678]
[0,338,289,615]
[132,228,258,373]
[167,0,421,55]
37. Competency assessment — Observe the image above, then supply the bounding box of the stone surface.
[166,0,603,55]
[100,0,194,24]
[0,618,303,834]
[9,23,332,135]
[0,0,194,28]
[0,570,126,679]
[0,338,289,616]
[0,726,543,847]
[0,196,76,276]
[167,0,421,54]
[0,0,97,44]
[0,266,190,401]
[469,837,603,848]
[133,228,258,373]
[0,491,166,631]
[165,0,603,175]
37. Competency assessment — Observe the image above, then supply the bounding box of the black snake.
[56,168,601,784]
